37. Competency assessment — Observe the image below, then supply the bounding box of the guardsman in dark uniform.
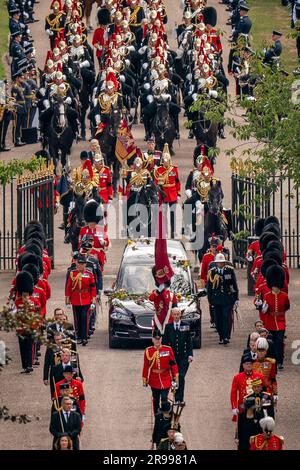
[10,31,26,76]
[228,4,252,73]
[26,63,38,127]
[43,332,64,396]
[207,253,239,345]
[0,79,13,151]
[152,401,173,449]
[11,68,27,146]
[128,0,146,47]
[163,308,193,403]
[250,416,284,451]
[8,6,22,36]
[65,254,97,346]
[142,329,179,414]
[45,0,66,49]
[263,31,283,67]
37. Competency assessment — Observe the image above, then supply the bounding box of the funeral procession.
[0,0,300,457]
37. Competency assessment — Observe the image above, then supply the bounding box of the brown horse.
[84,0,102,30]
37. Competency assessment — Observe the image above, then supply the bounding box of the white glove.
[93,98,98,107]
[273,395,278,403]
[261,302,269,314]
[161,93,171,101]
[246,255,253,262]
[80,60,90,68]
[39,87,46,97]
[209,89,218,99]
[192,93,198,102]
[234,301,239,309]
[138,46,147,55]
[43,99,50,109]
[185,189,192,198]
[142,62,149,70]
[255,299,263,309]
[65,97,72,105]
[95,114,101,125]
[188,356,194,363]
[49,31,54,37]
[232,408,239,416]
[147,95,154,104]
[120,75,126,83]
[143,83,151,90]
[108,199,113,205]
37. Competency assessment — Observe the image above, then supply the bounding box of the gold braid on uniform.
[146,348,159,371]
[208,269,220,289]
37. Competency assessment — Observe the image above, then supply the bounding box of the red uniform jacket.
[247,240,261,258]
[250,434,283,450]
[142,345,178,390]
[14,294,42,334]
[149,289,177,332]
[97,166,113,203]
[78,225,110,268]
[230,371,265,420]
[154,166,181,203]
[92,26,107,58]
[65,270,96,306]
[253,358,277,395]
[255,271,288,294]
[262,290,290,331]
[200,251,215,285]
[55,378,85,415]
[208,28,222,53]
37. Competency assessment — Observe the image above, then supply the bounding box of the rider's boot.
[174,115,180,140]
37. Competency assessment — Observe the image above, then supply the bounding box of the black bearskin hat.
[19,251,43,274]
[264,215,280,227]
[259,231,279,251]
[24,220,44,241]
[265,240,283,255]
[266,265,285,290]
[97,8,111,26]
[254,218,265,237]
[24,243,43,257]
[16,271,34,295]
[22,263,40,285]
[83,200,103,224]
[260,258,278,278]
[262,223,281,237]
[203,6,217,27]
[263,250,282,266]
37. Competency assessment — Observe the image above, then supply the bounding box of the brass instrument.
[0,96,16,121]
[205,75,218,90]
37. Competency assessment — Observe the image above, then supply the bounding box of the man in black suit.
[47,308,76,344]
[163,308,193,403]
[43,332,64,396]
[50,396,82,450]
[52,348,84,385]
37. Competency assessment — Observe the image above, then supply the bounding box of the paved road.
[0,0,300,450]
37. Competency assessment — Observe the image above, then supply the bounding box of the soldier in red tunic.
[245,218,265,262]
[79,200,110,270]
[142,330,179,414]
[94,153,113,205]
[250,416,284,450]
[230,354,265,424]
[55,365,86,418]
[261,265,290,369]
[65,254,97,346]
[92,8,110,67]
[154,144,181,238]
[14,272,42,374]
[253,337,277,399]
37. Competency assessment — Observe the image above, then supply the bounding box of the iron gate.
[232,173,300,269]
[0,168,54,270]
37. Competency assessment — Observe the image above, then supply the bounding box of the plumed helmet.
[97,8,111,25]
[264,215,280,227]
[259,416,275,433]
[22,263,40,285]
[256,337,269,351]
[16,271,34,295]
[254,218,265,237]
[259,231,279,251]
[260,258,278,278]
[203,6,217,27]
[266,264,285,289]
[83,200,103,223]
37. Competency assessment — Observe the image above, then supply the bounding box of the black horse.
[127,182,159,238]
[96,107,122,196]
[192,108,219,148]
[70,62,92,140]
[65,192,86,252]
[44,95,75,171]
[183,181,228,262]
[151,98,176,155]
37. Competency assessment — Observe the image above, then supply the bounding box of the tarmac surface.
[0,0,299,450]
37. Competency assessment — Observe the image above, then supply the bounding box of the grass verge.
[0,0,9,80]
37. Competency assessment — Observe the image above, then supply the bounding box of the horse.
[127,182,159,238]
[70,61,91,140]
[96,106,122,195]
[84,0,102,30]
[151,97,176,155]
[183,181,228,262]
[192,107,219,148]
[44,95,75,171]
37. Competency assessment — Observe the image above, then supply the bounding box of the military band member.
[154,144,181,238]
[0,79,13,151]
[142,329,179,414]
[65,254,97,346]
[163,308,193,403]
[250,416,284,451]
[11,69,27,146]
[207,253,238,345]
[45,0,66,49]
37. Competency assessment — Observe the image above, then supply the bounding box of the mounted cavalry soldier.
[93,71,123,136]
[45,0,66,50]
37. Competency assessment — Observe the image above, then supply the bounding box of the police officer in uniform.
[207,253,239,345]
[163,307,193,403]
[11,68,27,146]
